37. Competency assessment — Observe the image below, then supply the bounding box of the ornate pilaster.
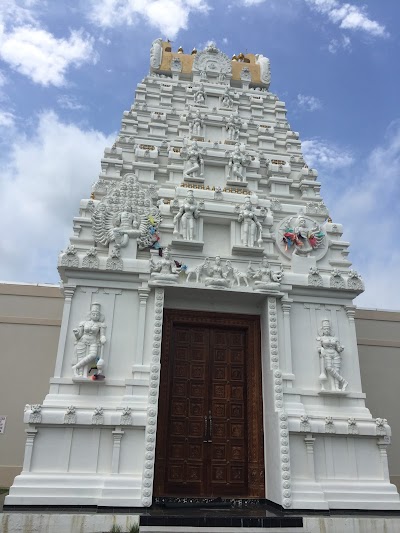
[22,429,38,472]
[54,285,76,377]
[267,297,292,509]
[141,288,164,507]
[111,429,125,474]
[281,299,294,386]
[304,434,316,481]
[377,437,391,482]
[133,287,151,370]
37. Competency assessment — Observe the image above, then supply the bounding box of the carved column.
[345,304,363,391]
[304,434,316,481]
[281,299,294,387]
[135,288,151,368]
[54,285,75,378]
[22,429,38,472]
[377,437,391,482]
[111,429,125,474]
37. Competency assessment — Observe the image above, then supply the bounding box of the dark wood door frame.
[154,309,265,498]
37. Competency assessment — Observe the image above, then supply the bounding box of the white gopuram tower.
[6,41,400,511]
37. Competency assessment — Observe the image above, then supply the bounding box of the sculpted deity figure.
[173,189,202,241]
[237,196,263,247]
[255,54,271,88]
[283,214,324,256]
[250,256,283,291]
[150,38,163,69]
[205,256,230,288]
[149,246,180,284]
[183,141,204,180]
[190,109,204,137]
[221,87,233,108]
[72,303,106,379]
[194,83,205,105]
[226,112,242,141]
[112,204,140,248]
[227,143,250,182]
[317,319,348,392]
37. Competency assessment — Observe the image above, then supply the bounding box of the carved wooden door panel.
[208,328,247,496]
[154,310,265,499]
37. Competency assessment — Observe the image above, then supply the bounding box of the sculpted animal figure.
[186,258,210,283]
[225,260,249,287]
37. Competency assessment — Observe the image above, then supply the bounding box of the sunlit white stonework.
[6,40,399,512]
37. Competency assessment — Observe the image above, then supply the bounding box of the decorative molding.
[141,288,164,507]
[64,406,77,424]
[325,416,336,434]
[92,407,104,425]
[308,267,323,287]
[348,417,359,435]
[120,407,133,426]
[300,415,311,433]
[29,405,42,424]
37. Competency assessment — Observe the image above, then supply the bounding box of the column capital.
[62,285,76,301]
[138,287,151,304]
[345,305,356,320]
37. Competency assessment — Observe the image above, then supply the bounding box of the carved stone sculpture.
[120,407,133,426]
[227,143,251,182]
[29,405,42,424]
[317,319,348,392]
[173,189,203,241]
[194,83,205,105]
[204,256,230,288]
[325,416,336,434]
[347,270,364,291]
[250,256,283,291]
[376,418,388,436]
[82,247,99,269]
[186,258,210,283]
[237,196,263,247]
[255,54,271,88]
[330,268,345,289]
[348,417,359,435]
[149,247,180,284]
[225,261,249,287]
[300,415,311,433]
[181,141,204,181]
[91,175,161,251]
[106,247,123,270]
[92,407,104,425]
[72,303,106,379]
[150,38,163,69]
[221,87,233,108]
[60,245,79,268]
[192,43,232,80]
[308,267,323,287]
[283,214,324,257]
[189,109,204,138]
[64,406,77,424]
[225,112,242,141]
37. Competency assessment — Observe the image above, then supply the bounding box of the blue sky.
[0,0,399,309]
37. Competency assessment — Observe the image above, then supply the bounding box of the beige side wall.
[355,309,400,492]
[0,284,399,495]
[0,283,63,487]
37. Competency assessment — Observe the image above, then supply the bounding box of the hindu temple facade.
[6,40,400,511]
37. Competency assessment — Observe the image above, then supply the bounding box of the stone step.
[140,529,307,533]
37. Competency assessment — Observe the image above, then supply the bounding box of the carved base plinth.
[72,376,106,384]
[232,245,264,256]
[149,277,179,286]
[191,136,204,141]
[171,239,204,251]
[318,390,349,397]
[224,140,238,145]
[253,283,281,293]
[226,180,248,188]
[204,278,230,289]
[183,176,205,183]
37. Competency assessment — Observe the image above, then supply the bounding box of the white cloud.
[57,95,86,111]
[321,121,400,310]
[0,111,115,283]
[302,138,353,169]
[88,0,210,39]
[305,0,387,37]
[296,94,322,112]
[328,35,351,53]
[0,27,96,87]
[0,109,15,127]
[243,0,266,5]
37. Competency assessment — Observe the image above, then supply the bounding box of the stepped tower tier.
[6,41,400,511]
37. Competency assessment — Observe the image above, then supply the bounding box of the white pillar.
[54,285,75,378]
[22,429,38,472]
[111,429,124,474]
[304,434,316,481]
[377,438,390,482]
[281,299,295,387]
[136,288,151,366]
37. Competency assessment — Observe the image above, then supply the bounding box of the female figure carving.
[317,319,348,392]
[237,196,263,247]
[149,246,181,284]
[72,303,106,379]
[173,189,202,241]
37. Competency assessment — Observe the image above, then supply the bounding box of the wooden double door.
[154,310,265,498]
